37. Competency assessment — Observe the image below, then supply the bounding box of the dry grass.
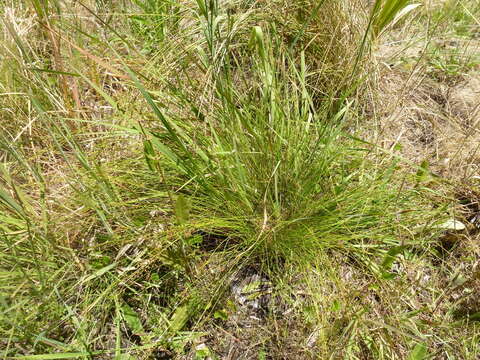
[369,0,480,179]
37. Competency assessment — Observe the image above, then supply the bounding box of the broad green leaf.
[174,195,190,225]
[249,26,265,60]
[194,344,211,360]
[415,160,430,183]
[407,343,427,360]
[169,305,189,332]
[372,0,415,37]
[381,245,405,279]
[213,309,228,320]
[331,299,342,312]
[469,312,480,321]
[258,350,267,360]
[121,303,144,335]
[381,246,405,269]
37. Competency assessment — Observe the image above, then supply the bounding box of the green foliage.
[136,28,439,265]
[426,41,480,80]
[120,303,144,335]
[429,0,480,37]
[174,195,190,225]
[129,0,181,54]
[407,343,428,360]
[371,0,411,37]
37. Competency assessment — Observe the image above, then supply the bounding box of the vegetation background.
[0,0,479,358]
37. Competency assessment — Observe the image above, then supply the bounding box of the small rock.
[231,269,272,317]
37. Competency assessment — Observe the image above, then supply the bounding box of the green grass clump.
[139,31,439,267]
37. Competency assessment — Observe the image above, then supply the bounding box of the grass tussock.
[1,0,480,358]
